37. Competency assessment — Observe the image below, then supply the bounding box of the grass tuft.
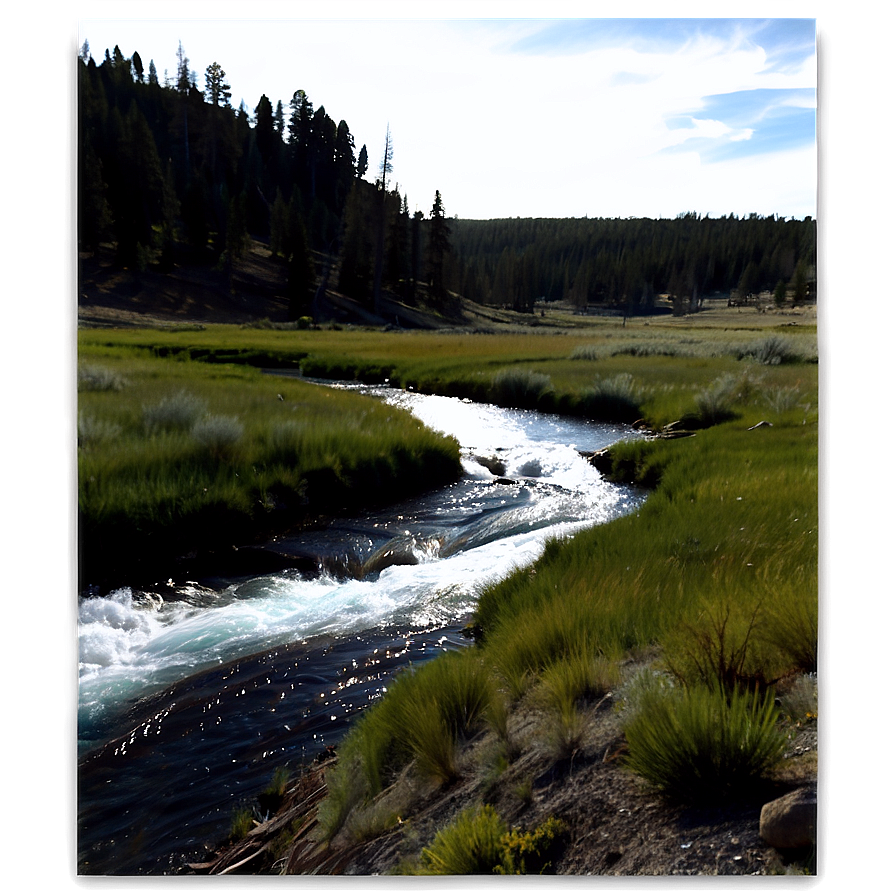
[78,363,126,392]
[490,369,554,408]
[191,414,244,456]
[578,373,645,423]
[143,390,208,434]
[623,677,787,803]
[418,805,506,874]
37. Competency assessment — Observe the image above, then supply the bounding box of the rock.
[586,449,614,475]
[473,454,506,476]
[759,786,816,849]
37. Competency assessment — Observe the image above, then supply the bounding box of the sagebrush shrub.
[570,343,607,361]
[740,335,799,366]
[78,364,125,392]
[693,373,739,425]
[143,391,207,433]
[191,414,244,455]
[77,413,122,448]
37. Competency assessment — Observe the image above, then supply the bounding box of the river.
[77,384,646,874]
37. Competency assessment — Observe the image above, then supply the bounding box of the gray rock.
[759,786,816,849]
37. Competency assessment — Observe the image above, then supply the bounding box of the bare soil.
[185,662,817,878]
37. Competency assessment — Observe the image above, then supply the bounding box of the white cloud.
[77,13,816,219]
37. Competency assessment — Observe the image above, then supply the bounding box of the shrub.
[143,391,207,434]
[490,369,553,408]
[578,373,645,423]
[498,816,567,874]
[663,600,778,692]
[763,384,803,415]
[78,364,125,392]
[419,805,506,874]
[77,413,122,448]
[739,335,800,366]
[191,414,244,455]
[623,678,787,803]
[693,373,739,426]
[415,807,567,875]
[570,343,607,361]
[777,673,817,725]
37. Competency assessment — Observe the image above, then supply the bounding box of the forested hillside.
[446,214,816,315]
[78,42,816,322]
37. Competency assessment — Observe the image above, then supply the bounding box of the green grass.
[77,346,462,585]
[622,677,788,804]
[79,313,817,821]
[406,806,567,875]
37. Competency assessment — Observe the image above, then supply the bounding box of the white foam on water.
[78,388,643,723]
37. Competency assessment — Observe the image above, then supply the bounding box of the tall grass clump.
[387,651,495,785]
[692,373,740,426]
[142,390,208,434]
[78,363,126,392]
[418,805,507,875]
[623,676,787,804]
[191,414,244,456]
[738,335,800,366]
[578,373,645,423]
[569,343,608,361]
[760,577,818,675]
[535,651,618,761]
[317,650,496,840]
[490,369,553,409]
[77,413,122,448]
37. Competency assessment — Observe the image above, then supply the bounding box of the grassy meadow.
[77,344,463,586]
[79,304,818,853]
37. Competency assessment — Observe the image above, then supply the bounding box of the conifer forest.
[78,41,817,320]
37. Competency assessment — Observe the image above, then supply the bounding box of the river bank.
[77,317,817,878]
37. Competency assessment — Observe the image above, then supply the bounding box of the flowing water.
[77,385,646,874]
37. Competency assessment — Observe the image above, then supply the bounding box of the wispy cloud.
[77,15,817,219]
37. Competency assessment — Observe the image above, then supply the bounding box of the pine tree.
[357,144,368,179]
[426,190,452,307]
[175,41,191,95]
[204,62,232,108]
[132,51,144,83]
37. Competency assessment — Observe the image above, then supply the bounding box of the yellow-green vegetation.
[78,316,817,426]
[77,342,463,585]
[400,804,566,875]
[271,313,815,835]
[80,307,817,830]
[621,674,788,803]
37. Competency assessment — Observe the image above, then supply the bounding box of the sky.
[77,6,817,221]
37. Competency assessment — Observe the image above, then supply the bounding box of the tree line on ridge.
[78,42,816,320]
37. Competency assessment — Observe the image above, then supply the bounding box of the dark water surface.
[77,386,645,874]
